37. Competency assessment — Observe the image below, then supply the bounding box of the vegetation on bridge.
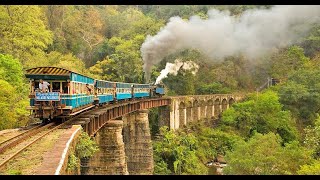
[67,132,99,173]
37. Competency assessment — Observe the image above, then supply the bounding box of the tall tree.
[224,132,313,175]
[44,5,105,66]
[278,67,320,126]
[0,54,29,130]
[221,90,298,143]
[0,5,53,68]
[269,46,310,80]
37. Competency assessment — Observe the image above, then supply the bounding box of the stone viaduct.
[40,94,242,175]
[159,94,242,131]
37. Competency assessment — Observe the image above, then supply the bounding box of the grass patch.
[0,129,65,175]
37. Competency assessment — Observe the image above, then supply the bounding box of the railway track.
[0,103,133,172]
[0,123,52,154]
[0,120,72,170]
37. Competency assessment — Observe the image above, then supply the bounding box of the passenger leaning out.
[39,79,50,93]
[86,84,92,95]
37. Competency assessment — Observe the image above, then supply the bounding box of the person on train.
[86,84,92,95]
[39,79,50,93]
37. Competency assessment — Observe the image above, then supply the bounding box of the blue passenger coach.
[133,84,150,98]
[25,67,166,123]
[25,67,95,121]
[94,80,115,104]
[115,82,133,100]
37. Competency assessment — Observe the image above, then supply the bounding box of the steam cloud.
[155,59,199,84]
[141,5,320,83]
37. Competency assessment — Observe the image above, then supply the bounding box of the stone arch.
[186,101,193,124]
[200,100,206,119]
[179,102,186,127]
[214,98,220,117]
[229,98,235,107]
[222,98,228,111]
[193,100,200,121]
[206,99,214,118]
[179,102,186,109]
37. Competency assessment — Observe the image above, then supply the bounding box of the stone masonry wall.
[123,110,154,175]
[81,120,128,175]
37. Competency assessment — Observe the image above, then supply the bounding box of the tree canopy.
[0,5,320,175]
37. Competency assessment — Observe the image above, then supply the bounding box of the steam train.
[25,67,165,122]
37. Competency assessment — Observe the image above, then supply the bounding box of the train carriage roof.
[133,83,151,88]
[25,67,93,80]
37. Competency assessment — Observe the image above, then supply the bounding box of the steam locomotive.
[25,67,165,122]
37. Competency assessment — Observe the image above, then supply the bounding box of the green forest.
[1,5,320,174]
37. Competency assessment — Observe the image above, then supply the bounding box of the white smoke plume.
[141,5,320,83]
[155,59,199,84]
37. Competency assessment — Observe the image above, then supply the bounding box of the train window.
[34,81,40,91]
[52,82,60,92]
[62,82,68,94]
[72,82,75,94]
[76,83,80,94]
[73,82,76,94]
[82,84,84,94]
[77,83,80,94]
